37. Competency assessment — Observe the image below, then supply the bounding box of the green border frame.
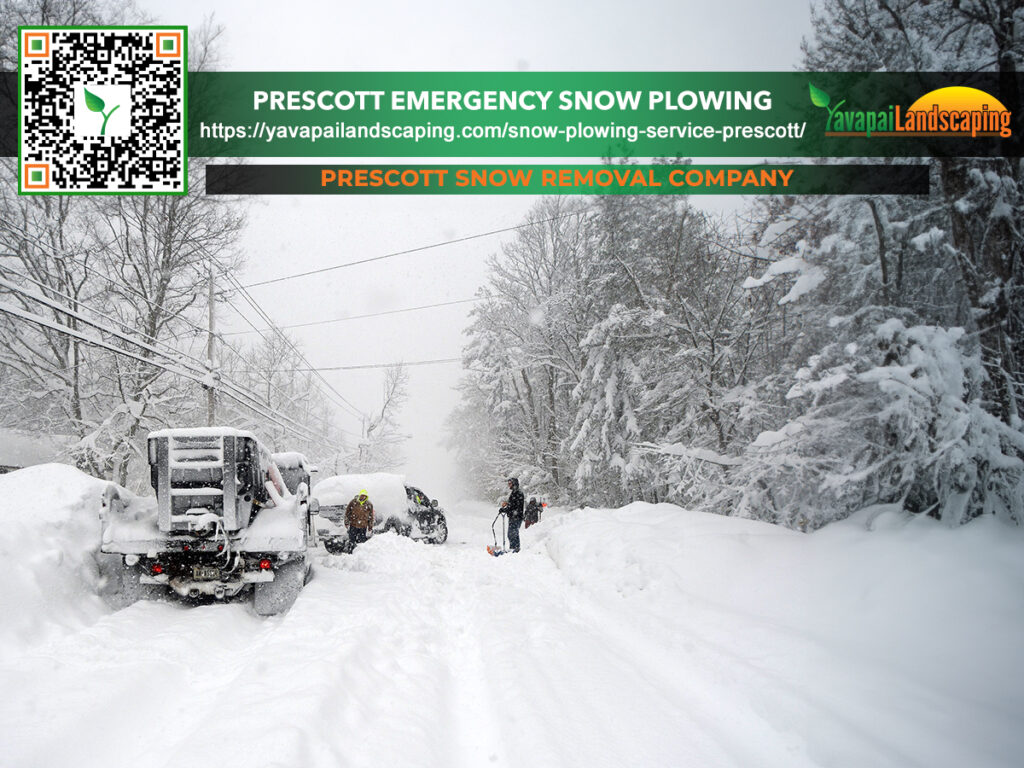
[18,25,189,196]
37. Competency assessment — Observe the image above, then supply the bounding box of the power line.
[41,230,368,434]
[0,283,345,451]
[4,207,562,436]
[0,234,215,342]
[0,301,324,445]
[0,302,202,383]
[218,295,361,440]
[3,263,459,397]
[1,252,264,408]
[164,236,368,429]
[221,296,486,336]
[0,228,359,449]
[0,275,213,378]
[0,266,217,377]
[223,272,369,423]
[225,272,366,421]
[257,357,463,372]
[241,208,593,289]
[222,294,273,345]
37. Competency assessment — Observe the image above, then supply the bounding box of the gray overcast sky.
[139,0,813,499]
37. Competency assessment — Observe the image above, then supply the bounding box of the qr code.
[19,27,187,194]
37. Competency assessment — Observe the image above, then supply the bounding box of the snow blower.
[487,509,507,556]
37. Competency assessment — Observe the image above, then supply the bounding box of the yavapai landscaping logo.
[809,83,1011,138]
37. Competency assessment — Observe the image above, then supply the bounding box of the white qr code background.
[20,28,186,194]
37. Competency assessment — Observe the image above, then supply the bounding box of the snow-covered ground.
[0,464,1021,768]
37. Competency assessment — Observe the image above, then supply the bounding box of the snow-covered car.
[312,472,448,552]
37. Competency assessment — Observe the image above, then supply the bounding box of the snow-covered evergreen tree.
[447,197,594,501]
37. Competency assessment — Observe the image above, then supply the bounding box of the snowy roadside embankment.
[0,464,114,645]
[538,503,1024,767]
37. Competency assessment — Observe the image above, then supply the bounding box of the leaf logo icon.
[808,83,845,131]
[83,87,120,136]
[84,87,105,112]
[806,83,831,109]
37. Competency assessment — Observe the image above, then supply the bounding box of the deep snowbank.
[0,463,114,644]
[538,502,1024,767]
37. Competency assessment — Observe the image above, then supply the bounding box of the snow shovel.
[487,510,507,556]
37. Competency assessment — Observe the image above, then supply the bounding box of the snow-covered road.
[5,509,740,768]
[2,470,1022,768]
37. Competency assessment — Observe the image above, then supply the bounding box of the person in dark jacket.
[524,497,542,528]
[345,489,374,547]
[503,477,525,552]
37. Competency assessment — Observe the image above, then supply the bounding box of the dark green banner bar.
[189,71,1021,158]
[205,164,930,195]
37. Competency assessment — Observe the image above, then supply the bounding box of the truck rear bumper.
[141,570,274,599]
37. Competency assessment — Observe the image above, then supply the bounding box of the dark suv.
[387,485,448,544]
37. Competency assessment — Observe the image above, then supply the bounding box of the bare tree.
[349,364,409,472]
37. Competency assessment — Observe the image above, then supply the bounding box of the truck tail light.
[259,559,272,571]
[151,563,164,575]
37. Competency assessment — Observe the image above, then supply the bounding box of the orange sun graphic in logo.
[906,86,1008,114]
[896,85,1013,137]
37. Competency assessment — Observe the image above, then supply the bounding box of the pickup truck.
[99,428,315,615]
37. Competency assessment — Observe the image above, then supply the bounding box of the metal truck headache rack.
[150,429,270,534]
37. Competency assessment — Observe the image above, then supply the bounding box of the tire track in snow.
[147,550,460,768]
[432,548,516,768]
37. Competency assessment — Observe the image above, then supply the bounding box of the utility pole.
[357,414,369,467]
[206,266,217,426]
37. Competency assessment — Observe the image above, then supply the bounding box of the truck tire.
[101,562,164,610]
[253,558,308,616]
[429,517,448,545]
